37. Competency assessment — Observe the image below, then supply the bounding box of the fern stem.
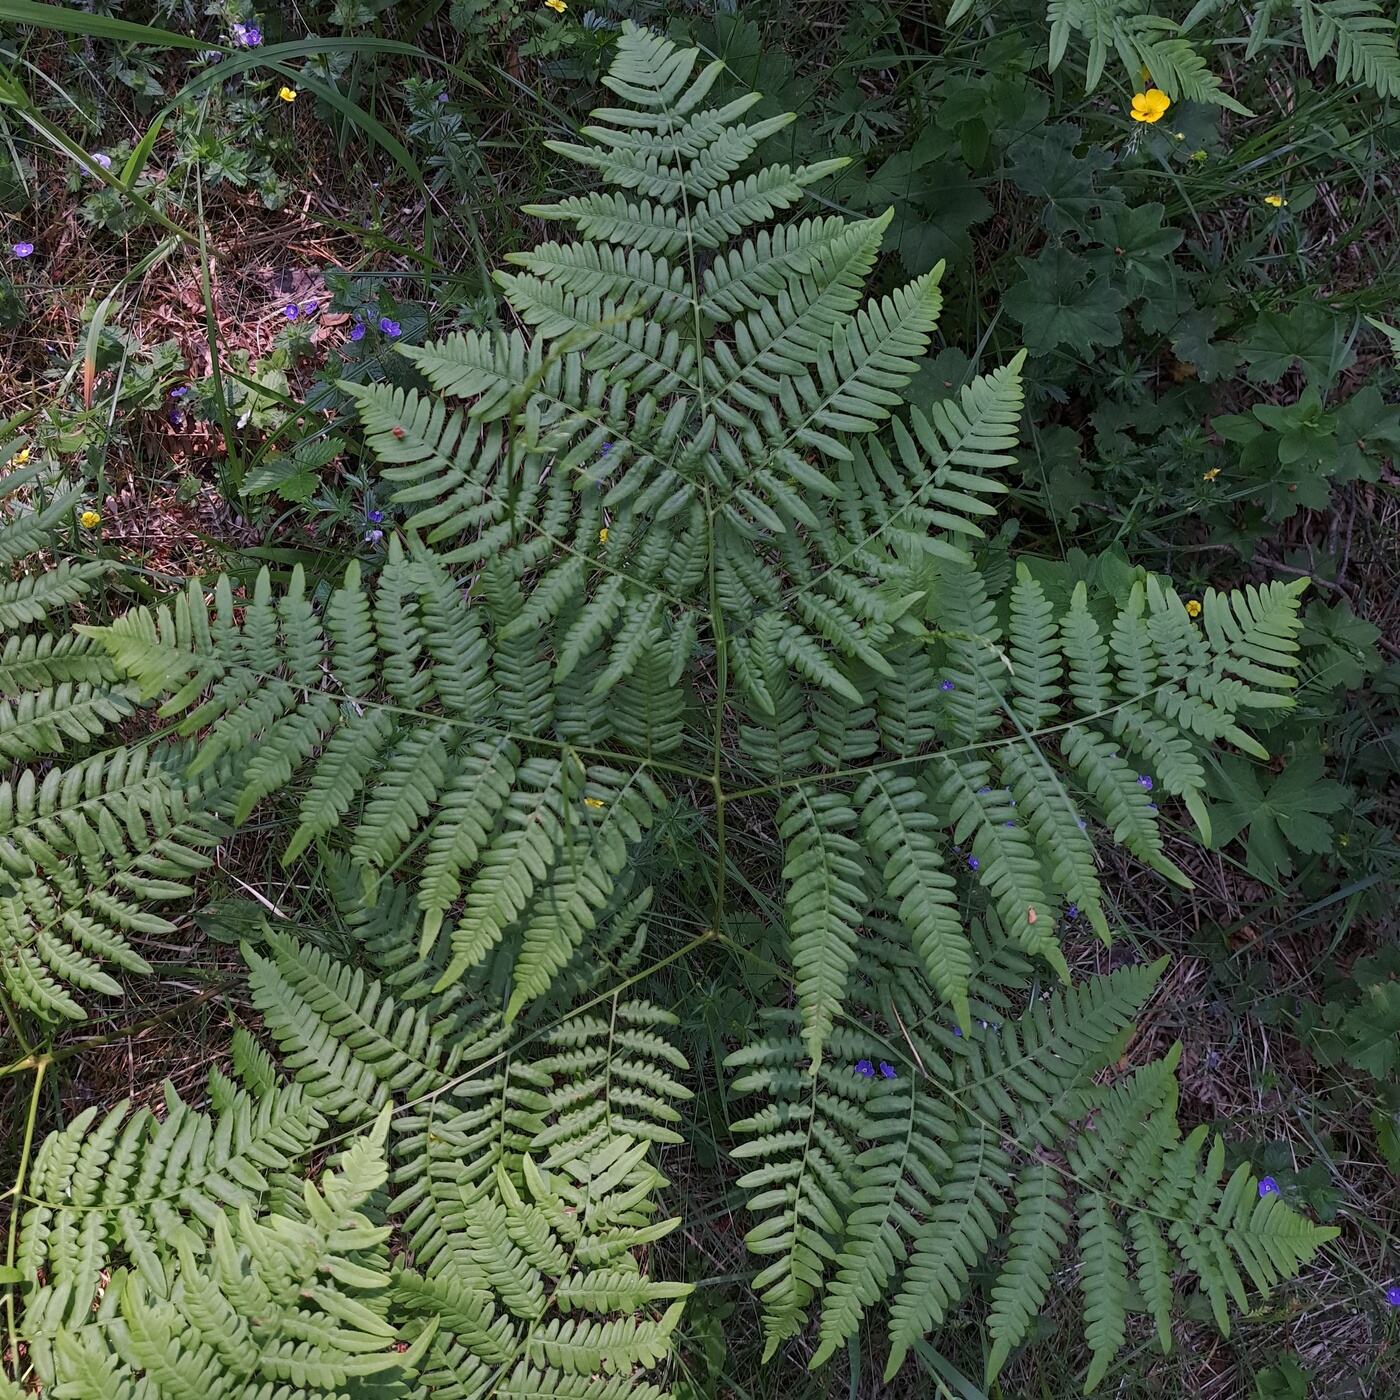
[705,484,731,936]
[4,1053,48,1376]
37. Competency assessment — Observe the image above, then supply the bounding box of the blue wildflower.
[600,441,613,455]
[951,1026,963,1037]
[379,316,401,337]
[878,1062,896,1079]
[169,409,184,427]
[1257,1176,1280,1198]
[283,304,299,321]
[854,1060,874,1078]
[367,509,384,524]
[1077,818,1087,830]
[232,21,262,46]
[301,300,318,316]
[967,856,979,871]
[1066,904,1079,920]
[350,322,365,342]
[170,386,190,398]
[939,679,955,691]
[437,92,450,103]
[1138,774,1154,791]
[93,153,112,171]
[364,529,383,544]
[1004,820,1016,828]
[977,786,991,795]
[12,242,33,259]
[1385,1286,1400,1307]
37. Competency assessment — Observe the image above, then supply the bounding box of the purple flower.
[1004,820,1016,828]
[364,528,384,544]
[1258,1176,1280,1198]
[967,856,980,871]
[349,322,365,342]
[301,300,318,316]
[878,1062,896,1079]
[600,441,613,455]
[854,1060,874,1078]
[283,303,299,321]
[951,1026,963,1037]
[367,509,384,524]
[169,409,185,427]
[12,242,33,259]
[1385,1286,1400,1308]
[436,92,450,103]
[1077,818,1087,830]
[378,316,401,337]
[977,786,991,795]
[1066,904,1079,920]
[1138,774,1154,791]
[232,21,262,46]
[93,153,112,170]
[170,386,190,398]
[940,679,955,691]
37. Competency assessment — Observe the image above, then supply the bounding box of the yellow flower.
[79,509,101,528]
[1130,89,1171,123]
[1186,600,1202,618]
[278,86,298,103]
[13,446,30,465]
[598,527,608,543]
[1202,467,1221,481]
[584,797,604,810]
[1263,193,1286,208]
[544,0,567,10]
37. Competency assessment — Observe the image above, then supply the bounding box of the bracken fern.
[7,23,1340,1396]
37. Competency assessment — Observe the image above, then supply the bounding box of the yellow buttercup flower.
[1130,89,1170,123]
[584,797,604,810]
[79,509,101,528]
[278,86,298,103]
[545,0,567,10]
[598,527,608,543]
[1264,193,1287,208]
[13,446,30,465]
[1186,600,1202,618]
[1202,467,1221,481]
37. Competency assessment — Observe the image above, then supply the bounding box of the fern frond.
[985,1163,1070,1383]
[780,786,869,1065]
[18,1068,325,1336]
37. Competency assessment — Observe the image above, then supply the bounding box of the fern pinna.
[18,936,692,1398]
[0,463,227,1022]
[7,21,1341,1397]
[727,929,1335,1386]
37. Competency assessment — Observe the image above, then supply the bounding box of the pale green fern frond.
[18,1046,325,1346]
